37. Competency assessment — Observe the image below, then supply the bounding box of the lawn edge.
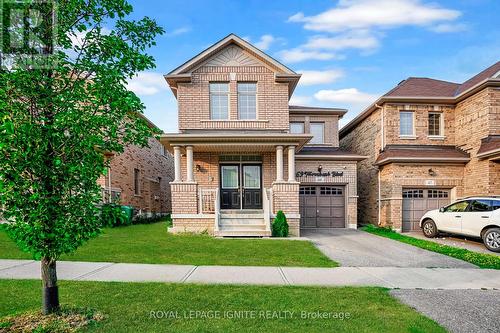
[361,225,500,269]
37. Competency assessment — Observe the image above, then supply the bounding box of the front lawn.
[362,225,500,269]
[0,223,336,267]
[0,280,445,333]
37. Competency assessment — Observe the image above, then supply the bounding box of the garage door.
[402,189,450,232]
[299,185,345,228]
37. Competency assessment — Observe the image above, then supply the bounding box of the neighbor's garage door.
[402,189,450,232]
[300,185,345,228]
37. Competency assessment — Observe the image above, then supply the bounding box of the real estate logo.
[0,0,57,69]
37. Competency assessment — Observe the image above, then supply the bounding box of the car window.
[469,200,491,212]
[491,200,500,211]
[444,201,469,212]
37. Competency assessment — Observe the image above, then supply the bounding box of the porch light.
[318,165,323,173]
[428,168,436,176]
[196,164,201,172]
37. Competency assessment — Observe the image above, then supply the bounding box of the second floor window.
[428,112,443,136]
[210,83,229,120]
[290,122,304,134]
[399,111,414,136]
[238,83,257,119]
[310,123,324,144]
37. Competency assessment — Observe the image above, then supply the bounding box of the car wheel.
[422,219,438,238]
[483,228,500,253]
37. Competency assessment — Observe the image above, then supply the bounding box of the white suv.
[419,197,500,252]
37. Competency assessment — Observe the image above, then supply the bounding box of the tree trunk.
[41,257,59,314]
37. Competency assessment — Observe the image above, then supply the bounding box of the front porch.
[161,133,312,236]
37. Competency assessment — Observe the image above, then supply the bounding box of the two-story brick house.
[340,62,500,232]
[161,34,365,236]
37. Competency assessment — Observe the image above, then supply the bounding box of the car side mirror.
[439,207,445,213]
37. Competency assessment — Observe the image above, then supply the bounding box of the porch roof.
[160,133,313,153]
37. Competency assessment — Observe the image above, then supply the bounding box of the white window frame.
[399,111,416,138]
[310,122,325,144]
[428,112,445,139]
[209,82,229,120]
[289,122,304,134]
[237,82,257,120]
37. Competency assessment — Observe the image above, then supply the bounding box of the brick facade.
[98,137,174,214]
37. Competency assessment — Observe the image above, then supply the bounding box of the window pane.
[445,201,469,212]
[428,113,442,136]
[243,166,260,189]
[470,200,491,212]
[210,83,229,120]
[222,166,238,188]
[290,122,304,134]
[491,200,500,210]
[400,112,414,136]
[238,83,256,120]
[310,123,324,144]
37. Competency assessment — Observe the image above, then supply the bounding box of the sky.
[124,0,500,132]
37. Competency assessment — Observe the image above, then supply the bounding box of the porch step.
[219,218,265,225]
[215,229,271,237]
[221,209,264,215]
[219,223,267,231]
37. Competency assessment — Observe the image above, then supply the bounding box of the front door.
[220,165,240,209]
[220,164,262,210]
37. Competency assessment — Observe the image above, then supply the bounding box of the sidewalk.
[1,259,500,289]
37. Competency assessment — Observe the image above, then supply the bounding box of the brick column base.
[171,182,198,214]
[272,182,300,236]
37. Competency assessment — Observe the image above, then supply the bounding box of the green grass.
[0,223,336,267]
[0,279,445,333]
[362,224,500,269]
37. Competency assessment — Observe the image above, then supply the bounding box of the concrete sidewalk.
[1,259,500,289]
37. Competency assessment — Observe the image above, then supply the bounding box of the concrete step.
[219,218,265,225]
[215,229,271,237]
[221,209,264,215]
[220,214,264,219]
[219,224,267,231]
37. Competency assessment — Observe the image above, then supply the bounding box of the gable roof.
[168,34,297,76]
[340,61,500,138]
[165,33,300,98]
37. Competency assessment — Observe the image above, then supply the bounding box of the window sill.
[399,135,417,140]
[201,119,269,123]
[428,135,446,140]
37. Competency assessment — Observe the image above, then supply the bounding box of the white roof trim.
[167,33,296,75]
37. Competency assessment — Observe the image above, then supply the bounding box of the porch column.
[276,145,284,182]
[173,146,182,182]
[288,146,295,182]
[186,145,194,182]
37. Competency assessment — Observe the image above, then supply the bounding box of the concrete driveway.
[301,229,476,268]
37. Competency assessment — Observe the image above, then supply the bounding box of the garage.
[402,189,451,232]
[299,185,345,228]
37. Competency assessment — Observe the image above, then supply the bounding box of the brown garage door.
[402,189,450,232]
[300,185,345,228]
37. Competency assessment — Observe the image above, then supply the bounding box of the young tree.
[0,0,163,314]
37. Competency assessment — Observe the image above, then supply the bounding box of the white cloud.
[303,33,379,51]
[165,27,191,37]
[127,72,168,96]
[429,23,468,33]
[254,34,276,50]
[289,95,313,105]
[289,0,461,32]
[297,69,344,86]
[314,88,378,105]
[277,48,341,63]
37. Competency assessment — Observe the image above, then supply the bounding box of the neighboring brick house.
[98,116,174,215]
[161,34,365,236]
[340,62,500,232]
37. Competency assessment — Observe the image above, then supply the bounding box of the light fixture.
[196,164,201,172]
[318,165,323,173]
[428,168,436,176]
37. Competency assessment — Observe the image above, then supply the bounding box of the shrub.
[100,204,127,227]
[272,210,289,237]
[132,213,170,225]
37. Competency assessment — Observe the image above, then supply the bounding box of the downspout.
[108,166,112,203]
[375,103,383,226]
